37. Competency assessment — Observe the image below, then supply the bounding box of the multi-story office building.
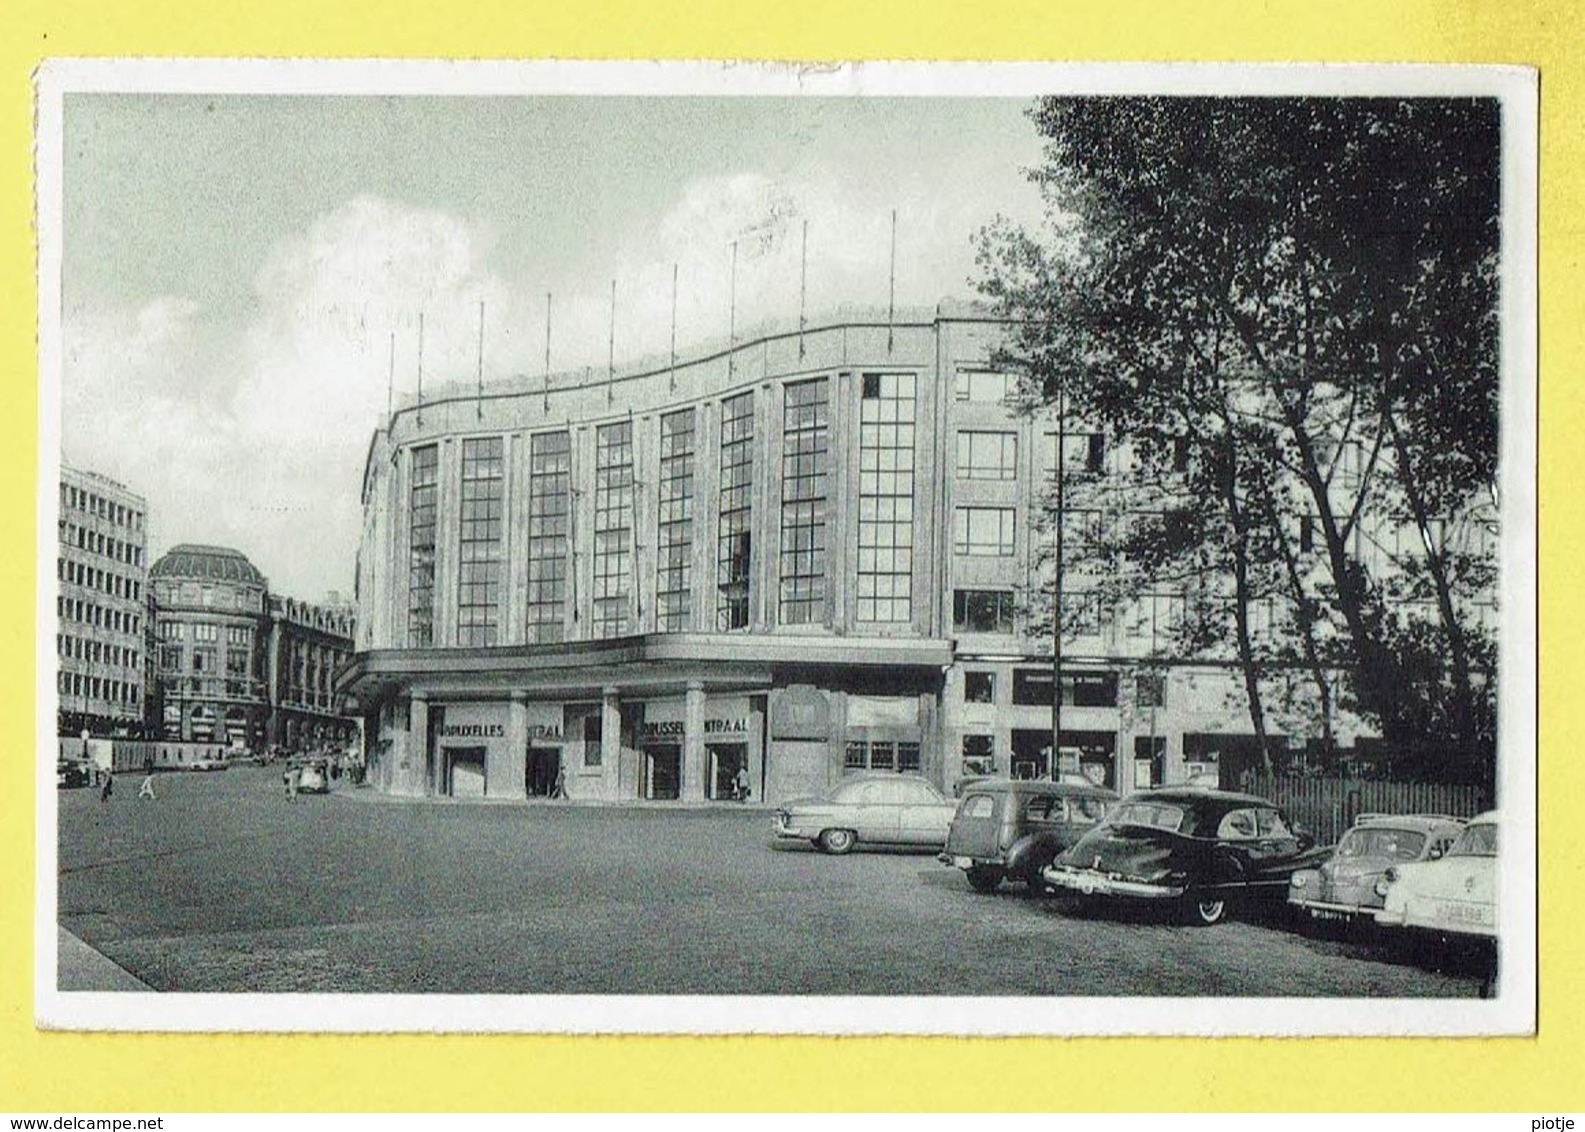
[56,466,150,737]
[266,593,358,751]
[344,306,1380,804]
[149,544,357,751]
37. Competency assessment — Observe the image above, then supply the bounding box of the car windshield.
[1445,822,1497,858]
[1107,801,1185,832]
[1337,828,1427,861]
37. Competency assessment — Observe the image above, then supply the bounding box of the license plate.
[1078,876,1096,895]
[952,856,973,868]
[1439,901,1493,928]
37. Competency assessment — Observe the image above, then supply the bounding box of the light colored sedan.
[1375,811,1497,939]
[773,773,958,854]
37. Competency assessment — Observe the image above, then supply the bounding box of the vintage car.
[1043,787,1326,925]
[773,772,958,854]
[1374,810,1498,939]
[939,778,1118,892]
[1288,812,1467,924]
[56,758,93,788]
[188,756,229,771]
[285,760,331,795]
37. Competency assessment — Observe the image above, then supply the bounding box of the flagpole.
[416,311,425,427]
[887,208,897,354]
[799,219,808,360]
[475,300,485,420]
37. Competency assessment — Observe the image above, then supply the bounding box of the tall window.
[594,421,635,637]
[718,392,754,630]
[780,378,830,625]
[953,589,1015,634]
[956,430,1018,480]
[457,437,504,646]
[408,444,439,647]
[656,409,695,632]
[953,507,1016,556]
[857,372,915,622]
[955,370,1016,403]
[526,432,571,644]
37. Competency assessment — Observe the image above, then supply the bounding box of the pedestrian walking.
[550,765,568,799]
[137,772,156,800]
[98,770,113,802]
[734,765,751,802]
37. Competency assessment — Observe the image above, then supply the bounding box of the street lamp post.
[1051,377,1066,782]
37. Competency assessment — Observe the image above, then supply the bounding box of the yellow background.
[1,0,1573,1113]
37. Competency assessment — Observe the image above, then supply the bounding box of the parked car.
[57,758,92,788]
[188,757,229,771]
[939,778,1118,892]
[1043,787,1327,925]
[1288,813,1467,925]
[773,773,957,854]
[1374,810,1498,940]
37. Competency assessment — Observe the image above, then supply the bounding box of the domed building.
[150,544,356,751]
[150,544,270,747]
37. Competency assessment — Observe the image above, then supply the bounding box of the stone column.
[499,692,529,800]
[682,680,706,802]
[404,693,430,798]
[602,686,623,797]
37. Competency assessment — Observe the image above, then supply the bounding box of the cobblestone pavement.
[57,766,1487,996]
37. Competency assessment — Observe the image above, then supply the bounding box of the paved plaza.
[57,766,1487,997]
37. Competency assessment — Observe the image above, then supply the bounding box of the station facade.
[342,309,1315,805]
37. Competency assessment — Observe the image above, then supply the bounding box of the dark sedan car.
[939,778,1117,892]
[1042,787,1327,925]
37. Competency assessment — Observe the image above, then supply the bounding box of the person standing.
[734,764,751,802]
[98,770,113,803]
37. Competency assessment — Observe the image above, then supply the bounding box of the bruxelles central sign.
[438,723,506,739]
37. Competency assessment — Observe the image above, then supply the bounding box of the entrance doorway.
[526,746,562,797]
[446,746,487,797]
[643,744,681,800]
[1010,730,1052,780]
[709,743,749,800]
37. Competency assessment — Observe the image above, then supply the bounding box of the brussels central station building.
[340,309,1298,805]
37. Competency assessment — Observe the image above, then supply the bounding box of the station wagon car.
[1288,812,1466,924]
[1043,787,1325,925]
[773,773,957,854]
[1375,810,1498,939]
[939,778,1117,892]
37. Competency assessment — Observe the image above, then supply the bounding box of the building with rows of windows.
[343,305,1375,805]
[56,466,152,737]
[149,544,357,752]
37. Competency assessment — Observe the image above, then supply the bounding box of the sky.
[59,92,1049,599]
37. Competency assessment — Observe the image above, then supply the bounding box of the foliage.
[977,96,1501,786]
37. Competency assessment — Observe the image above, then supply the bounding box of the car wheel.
[965,865,1004,893]
[1185,895,1227,926]
[817,828,856,855]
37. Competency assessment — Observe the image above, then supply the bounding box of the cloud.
[63,196,534,599]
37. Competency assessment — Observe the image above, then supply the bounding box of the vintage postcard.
[34,59,1537,1035]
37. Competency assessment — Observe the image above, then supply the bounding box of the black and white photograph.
[35,60,1537,1035]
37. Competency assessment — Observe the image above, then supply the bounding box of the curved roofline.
[381,310,1018,433]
